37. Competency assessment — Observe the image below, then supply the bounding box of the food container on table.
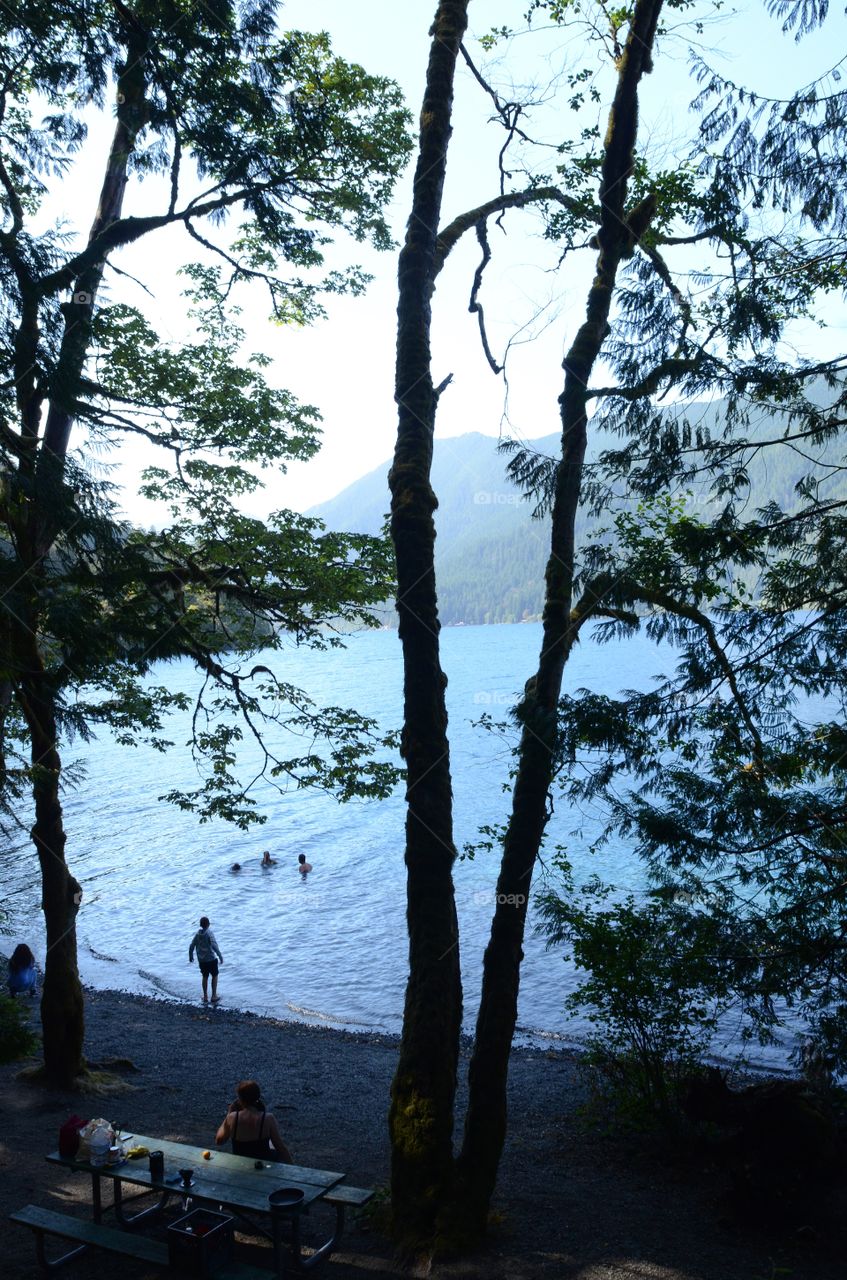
[89,1129,111,1168]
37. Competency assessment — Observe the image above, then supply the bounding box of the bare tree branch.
[469,219,503,374]
[435,185,589,275]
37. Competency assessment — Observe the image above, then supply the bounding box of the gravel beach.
[2,986,845,1279]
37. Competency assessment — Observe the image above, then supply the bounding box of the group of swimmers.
[230,851,313,874]
[190,851,314,1002]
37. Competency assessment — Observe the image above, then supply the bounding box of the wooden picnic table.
[29,1131,372,1275]
[49,1133,343,1222]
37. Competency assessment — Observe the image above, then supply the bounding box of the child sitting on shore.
[7,944,38,998]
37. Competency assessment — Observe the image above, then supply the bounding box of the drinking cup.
[149,1150,164,1181]
[179,1167,194,1187]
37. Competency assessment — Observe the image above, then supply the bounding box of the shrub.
[537,877,729,1128]
[0,993,39,1064]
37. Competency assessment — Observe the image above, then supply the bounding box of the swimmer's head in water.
[231,863,241,872]
[298,854,306,865]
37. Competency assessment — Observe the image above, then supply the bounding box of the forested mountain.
[311,392,846,625]
[310,431,554,625]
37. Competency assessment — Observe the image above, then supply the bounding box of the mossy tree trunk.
[18,654,84,1084]
[452,0,665,1239]
[387,0,470,1252]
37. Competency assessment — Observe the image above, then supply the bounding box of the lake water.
[0,622,797,1068]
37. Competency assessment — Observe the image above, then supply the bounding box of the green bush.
[0,993,39,1064]
[537,875,729,1128]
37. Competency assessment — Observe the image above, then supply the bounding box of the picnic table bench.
[11,1205,267,1276]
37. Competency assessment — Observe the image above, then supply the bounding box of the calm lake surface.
[1,623,796,1067]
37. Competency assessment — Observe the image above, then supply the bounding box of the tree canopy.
[536,25,847,1069]
[0,0,411,1081]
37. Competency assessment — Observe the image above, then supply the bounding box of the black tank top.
[231,1107,281,1161]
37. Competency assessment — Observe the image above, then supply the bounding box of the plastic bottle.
[89,1128,111,1168]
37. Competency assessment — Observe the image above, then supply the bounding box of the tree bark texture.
[387,0,470,1250]
[17,639,84,1083]
[454,0,665,1236]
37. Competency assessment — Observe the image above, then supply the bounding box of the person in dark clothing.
[215,1079,292,1163]
[188,916,224,1003]
[7,943,38,997]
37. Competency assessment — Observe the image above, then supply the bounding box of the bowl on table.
[268,1187,305,1211]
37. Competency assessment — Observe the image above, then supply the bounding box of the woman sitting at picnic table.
[216,1079,293,1163]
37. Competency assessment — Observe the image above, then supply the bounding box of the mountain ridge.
[309,431,553,625]
[309,394,846,625]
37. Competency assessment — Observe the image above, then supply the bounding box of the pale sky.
[49,1,847,525]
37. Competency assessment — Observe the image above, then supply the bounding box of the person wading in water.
[188,916,224,1003]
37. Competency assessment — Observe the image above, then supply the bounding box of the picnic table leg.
[288,1204,345,1273]
[91,1172,102,1225]
[271,1208,290,1277]
[113,1179,172,1227]
[33,1227,88,1272]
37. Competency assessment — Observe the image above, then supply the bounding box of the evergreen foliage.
[524,0,847,1071]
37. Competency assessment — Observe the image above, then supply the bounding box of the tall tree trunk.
[40,24,150,471]
[16,21,150,1081]
[387,0,470,1251]
[17,646,84,1084]
[453,0,665,1237]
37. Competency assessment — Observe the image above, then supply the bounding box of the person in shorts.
[188,916,224,1003]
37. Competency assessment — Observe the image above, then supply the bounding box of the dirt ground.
[2,987,845,1279]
